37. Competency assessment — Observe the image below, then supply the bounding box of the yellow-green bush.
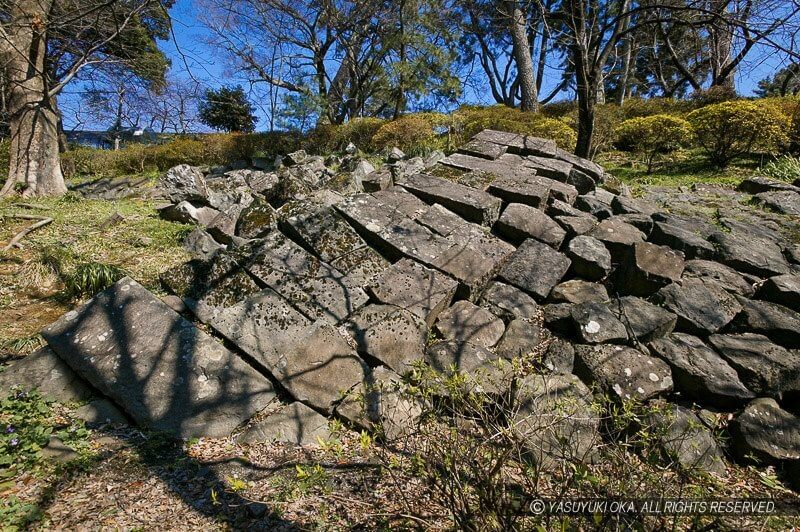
[454,105,577,150]
[619,98,695,119]
[615,114,693,172]
[372,115,436,155]
[757,96,800,153]
[687,100,790,167]
[334,117,388,152]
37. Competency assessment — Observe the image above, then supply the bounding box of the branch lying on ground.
[2,214,54,251]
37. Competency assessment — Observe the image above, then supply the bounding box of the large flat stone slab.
[0,346,94,403]
[710,231,790,277]
[574,344,673,401]
[161,254,261,323]
[244,233,368,323]
[498,239,571,300]
[343,304,427,374]
[396,173,502,226]
[435,300,506,348]
[655,279,742,335]
[731,296,800,349]
[279,201,389,285]
[367,259,458,326]
[486,174,550,208]
[458,138,508,160]
[648,333,754,407]
[495,203,566,248]
[42,278,276,439]
[237,402,331,445]
[730,398,800,462]
[708,333,800,396]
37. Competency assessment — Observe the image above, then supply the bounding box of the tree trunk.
[709,0,735,91]
[573,49,596,158]
[1,0,66,197]
[508,1,537,112]
[616,34,633,104]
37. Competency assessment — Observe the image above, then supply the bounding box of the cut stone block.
[731,296,800,349]
[344,304,427,374]
[708,333,800,397]
[618,242,685,296]
[0,346,94,403]
[646,404,726,475]
[486,174,551,208]
[682,260,755,297]
[655,279,742,335]
[161,254,261,323]
[396,173,502,226]
[498,239,571,300]
[280,201,389,284]
[574,344,673,400]
[335,366,421,440]
[495,203,566,248]
[756,274,800,312]
[553,148,605,181]
[458,138,508,160]
[609,296,676,343]
[472,130,559,157]
[710,231,790,278]
[367,259,458,326]
[362,169,393,192]
[649,333,754,407]
[556,215,598,239]
[570,301,628,344]
[244,233,369,323]
[550,280,609,304]
[42,278,276,439]
[236,198,278,240]
[480,281,539,321]
[649,222,715,260]
[730,398,800,463]
[495,318,544,359]
[435,300,506,348]
[512,374,600,469]
[566,235,611,281]
[588,218,646,260]
[237,402,331,445]
[525,155,572,182]
[424,341,510,394]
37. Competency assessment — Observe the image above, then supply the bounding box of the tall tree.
[0,0,172,197]
[507,0,538,110]
[199,86,258,133]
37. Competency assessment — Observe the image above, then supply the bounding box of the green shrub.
[372,115,436,155]
[615,114,694,172]
[336,117,388,152]
[686,100,790,168]
[619,97,695,119]
[758,96,800,153]
[0,138,9,182]
[455,105,577,150]
[761,155,800,182]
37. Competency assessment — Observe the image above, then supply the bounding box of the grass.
[0,193,192,351]
[598,148,762,194]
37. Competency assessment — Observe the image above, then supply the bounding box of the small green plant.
[226,475,248,493]
[67,262,125,297]
[615,114,694,173]
[687,100,790,168]
[761,155,800,182]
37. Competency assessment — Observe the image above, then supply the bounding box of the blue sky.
[60,0,793,131]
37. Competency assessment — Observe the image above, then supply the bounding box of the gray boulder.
[588,218,646,260]
[344,304,427,374]
[571,301,628,344]
[610,296,677,343]
[681,260,755,297]
[752,191,800,215]
[708,333,800,397]
[655,279,742,335]
[755,274,800,313]
[498,239,571,300]
[512,374,600,469]
[159,164,209,203]
[0,346,94,403]
[42,278,276,438]
[237,402,331,445]
[649,222,715,260]
[730,398,800,463]
[710,231,790,277]
[550,280,609,304]
[480,281,539,321]
[566,235,612,281]
[236,198,278,240]
[649,333,754,407]
[732,296,800,349]
[646,403,726,475]
[182,228,225,261]
[435,300,506,349]
[618,242,684,296]
[574,344,673,400]
[495,318,544,359]
[495,203,566,248]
